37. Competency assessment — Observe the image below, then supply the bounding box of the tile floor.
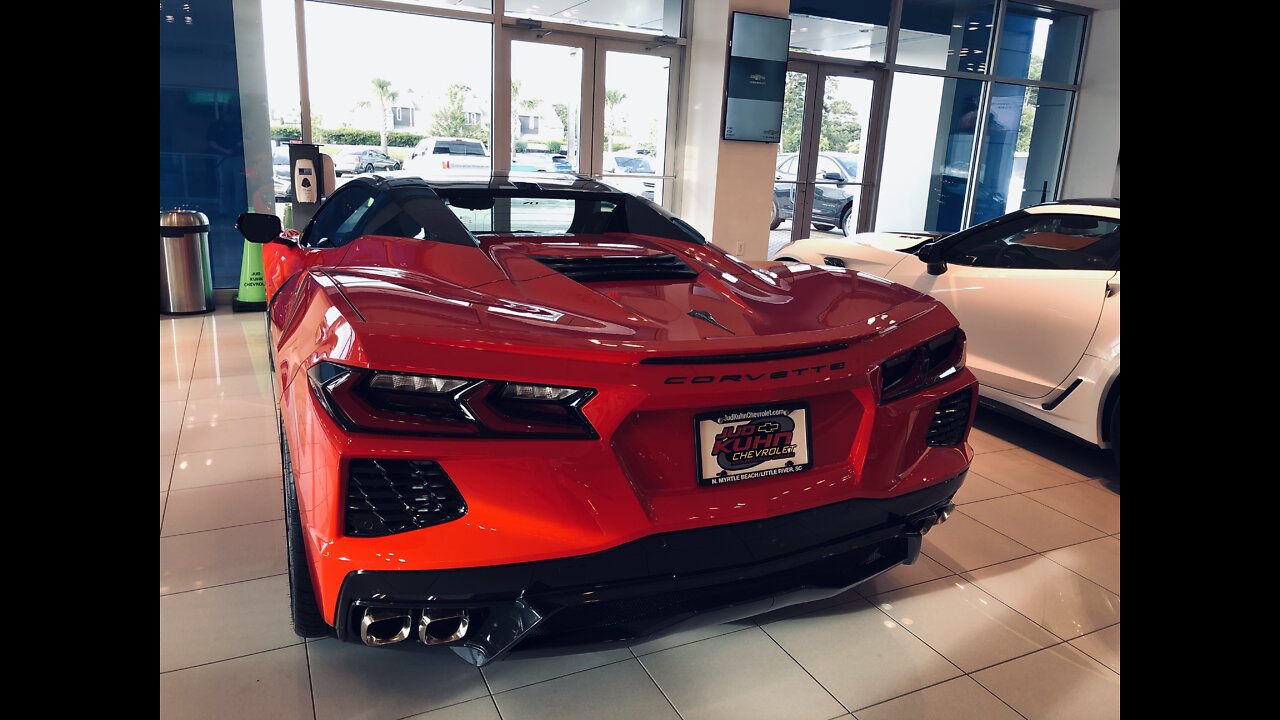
[160,309,1120,720]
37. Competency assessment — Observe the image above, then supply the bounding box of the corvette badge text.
[665,361,846,385]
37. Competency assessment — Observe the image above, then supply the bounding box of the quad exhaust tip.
[360,609,413,646]
[937,503,954,524]
[358,608,472,647]
[420,611,470,645]
[909,503,956,536]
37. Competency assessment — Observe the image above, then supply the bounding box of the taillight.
[307,361,597,438]
[442,159,451,169]
[878,329,966,403]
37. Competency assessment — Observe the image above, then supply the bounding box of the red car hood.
[328,233,934,355]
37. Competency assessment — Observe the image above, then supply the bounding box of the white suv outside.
[405,137,492,176]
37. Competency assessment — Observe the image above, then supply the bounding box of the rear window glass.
[464,142,486,156]
[372,188,706,246]
[443,197,616,235]
[432,145,451,154]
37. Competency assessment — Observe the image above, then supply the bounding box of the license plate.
[696,405,812,486]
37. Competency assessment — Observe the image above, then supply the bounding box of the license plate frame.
[695,403,813,486]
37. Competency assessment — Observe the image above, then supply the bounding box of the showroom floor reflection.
[160,309,1119,720]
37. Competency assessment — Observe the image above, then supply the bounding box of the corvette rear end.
[239,175,977,666]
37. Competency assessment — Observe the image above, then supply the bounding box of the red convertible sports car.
[235,173,977,666]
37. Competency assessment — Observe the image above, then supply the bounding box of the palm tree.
[355,78,398,152]
[510,81,542,155]
[604,89,627,152]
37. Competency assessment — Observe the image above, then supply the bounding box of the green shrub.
[546,140,562,153]
[514,139,528,153]
[269,126,423,148]
[386,131,424,147]
[319,128,380,146]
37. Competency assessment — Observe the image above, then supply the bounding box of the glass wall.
[974,85,1073,223]
[897,0,996,72]
[789,1,892,62]
[262,0,299,135]
[506,0,682,36]
[998,2,1086,83]
[877,75,984,232]
[789,1,1087,233]
[160,1,247,288]
[304,3,492,183]
[791,0,1088,233]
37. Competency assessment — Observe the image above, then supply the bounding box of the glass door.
[772,61,884,249]
[506,32,680,208]
[508,29,595,174]
[812,68,879,236]
[595,40,680,205]
[770,62,817,253]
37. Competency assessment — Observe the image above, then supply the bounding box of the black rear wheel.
[770,202,782,230]
[281,420,330,638]
[813,223,835,232]
[364,163,375,173]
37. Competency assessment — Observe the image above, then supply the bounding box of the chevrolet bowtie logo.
[688,309,735,334]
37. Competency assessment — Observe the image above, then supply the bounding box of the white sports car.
[771,199,1120,463]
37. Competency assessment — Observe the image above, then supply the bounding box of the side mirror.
[919,242,948,276]
[236,212,285,244]
[823,171,846,187]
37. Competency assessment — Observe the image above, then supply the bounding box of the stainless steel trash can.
[160,209,215,315]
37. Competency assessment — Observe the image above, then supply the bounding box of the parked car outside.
[511,153,560,172]
[273,145,291,201]
[335,148,400,176]
[405,137,492,176]
[772,152,862,235]
[603,151,657,200]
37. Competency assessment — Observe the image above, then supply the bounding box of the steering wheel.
[992,242,1037,268]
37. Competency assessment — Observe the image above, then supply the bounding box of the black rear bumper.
[335,471,964,665]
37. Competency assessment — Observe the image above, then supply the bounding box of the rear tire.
[364,163,375,173]
[281,421,330,638]
[840,207,852,237]
[770,202,782,230]
[813,223,835,232]
[1109,395,1121,468]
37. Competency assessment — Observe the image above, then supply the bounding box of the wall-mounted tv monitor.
[722,12,792,143]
